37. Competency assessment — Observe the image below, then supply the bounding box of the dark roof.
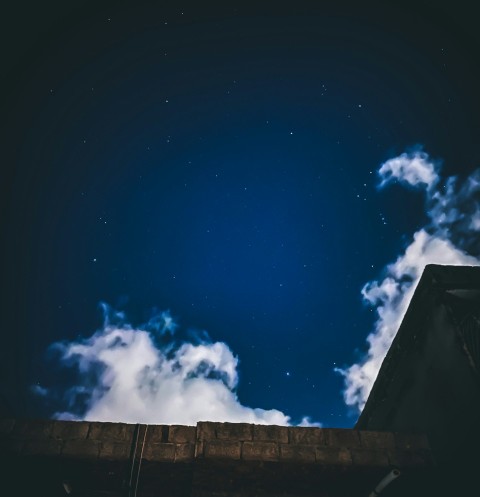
[356,264,480,430]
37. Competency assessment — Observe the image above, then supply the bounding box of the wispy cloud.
[37,304,319,426]
[378,149,440,190]
[337,149,480,411]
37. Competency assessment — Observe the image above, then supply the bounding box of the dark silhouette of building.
[357,264,480,495]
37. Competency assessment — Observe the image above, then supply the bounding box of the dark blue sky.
[2,1,480,426]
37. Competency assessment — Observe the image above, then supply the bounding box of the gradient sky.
[2,1,480,427]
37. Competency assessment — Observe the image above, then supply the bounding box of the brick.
[143,442,175,462]
[197,422,218,440]
[324,429,361,448]
[22,439,63,456]
[351,449,389,466]
[62,439,100,458]
[315,447,352,465]
[394,432,429,450]
[147,425,169,443]
[52,420,89,440]
[289,427,324,445]
[99,441,130,460]
[204,441,241,460]
[175,443,195,462]
[169,425,196,443]
[242,441,279,461]
[388,449,434,467]
[253,425,288,443]
[359,431,395,449]
[216,423,253,441]
[11,419,53,440]
[280,444,316,462]
[88,422,134,441]
[0,419,15,437]
[196,422,218,456]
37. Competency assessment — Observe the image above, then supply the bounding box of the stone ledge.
[253,425,288,443]
[169,425,196,443]
[88,422,134,441]
[52,420,89,440]
[216,422,253,441]
[280,443,316,462]
[315,447,352,465]
[242,441,279,461]
[0,419,433,470]
[143,442,176,462]
[197,421,217,441]
[204,441,241,459]
[175,442,195,461]
[289,426,324,445]
[146,424,169,443]
[62,439,101,458]
[99,441,131,460]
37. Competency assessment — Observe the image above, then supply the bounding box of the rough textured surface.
[0,419,435,496]
[0,418,434,465]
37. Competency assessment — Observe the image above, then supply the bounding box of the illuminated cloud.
[38,305,319,426]
[338,151,480,411]
[378,150,440,190]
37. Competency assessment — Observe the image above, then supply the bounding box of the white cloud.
[378,150,440,190]
[298,416,322,427]
[338,151,480,411]
[41,307,318,426]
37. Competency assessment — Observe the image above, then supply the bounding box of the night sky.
[2,1,480,427]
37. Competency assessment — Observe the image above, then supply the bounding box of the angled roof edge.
[355,264,480,430]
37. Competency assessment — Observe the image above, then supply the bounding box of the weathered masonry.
[0,419,432,496]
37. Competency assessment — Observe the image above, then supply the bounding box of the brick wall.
[0,419,197,463]
[0,418,432,468]
[0,419,434,496]
[195,421,432,468]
